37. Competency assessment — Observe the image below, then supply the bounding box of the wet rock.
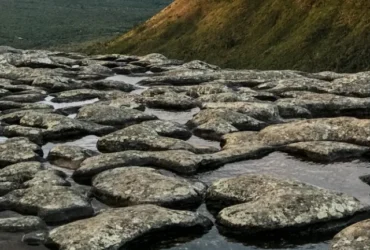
[193,118,238,141]
[139,69,302,87]
[141,86,185,97]
[207,174,367,236]
[23,230,48,245]
[144,92,198,110]
[0,51,66,69]
[20,112,114,140]
[197,92,256,103]
[97,124,216,154]
[32,76,83,92]
[182,60,220,71]
[259,117,370,146]
[51,89,122,103]
[0,162,43,184]
[256,78,331,94]
[3,125,44,144]
[87,79,136,92]
[92,167,205,208]
[76,104,156,127]
[201,102,280,122]
[74,64,113,80]
[281,141,370,162]
[0,109,54,124]
[0,93,46,103]
[331,219,370,250]
[23,170,69,187]
[276,102,312,119]
[185,83,229,97]
[139,120,192,140]
[47,204,212,250]
[73,150,212,183]
[187,109,266,131]
[0,216,46,232]
[276,93,370,118]
[48,145,99,170]
[0,138,42,167]
[0,185,94,223]
[112,64,147,74]
[0,101,52,112]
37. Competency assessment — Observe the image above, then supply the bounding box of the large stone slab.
[331,219,370,250]
[92,167,205,208]
[47,205,212,250]
[0,185,93,224]
[207,174,369,236]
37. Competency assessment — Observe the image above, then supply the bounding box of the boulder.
[97,124,217,154]
[73,150,220,183]
[92,167,205,208]
[331,219,370,250]
[201,102,280,122]
[76,105,156,127]
[48,145,99,170]
[19,112,114,140]
[281,141,370,162]
[0,185,93,223]
[0,216,46,233]
[47,205,212,250]
[0,138,42,167]
[207,174,368,236]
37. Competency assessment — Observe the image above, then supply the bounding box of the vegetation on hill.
[0,0,172,49]
[92,0,370,72]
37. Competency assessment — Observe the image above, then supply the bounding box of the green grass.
[94,0,370,72]
[0,0,172,49]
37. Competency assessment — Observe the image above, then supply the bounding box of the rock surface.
[92,167,205,208]
[207,175,368,236]
[331,219,370,250]
[47,205,212,250]
[48,145,99,170]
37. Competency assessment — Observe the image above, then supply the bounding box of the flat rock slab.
[97,124,217,154]
[331,219,370,250]
[201,102,280,122]
[19,112,114,140]
[48,145,99,170]
[47,204,212,250]
[207,174,368,236]
[0,185,93,224]
[76,104,157,127]
[281,141,370,162]
[92,167,205,209]
[0,138,43,167]
[0,216,46,233]
[259,117,370,147]
[73,150,215,183]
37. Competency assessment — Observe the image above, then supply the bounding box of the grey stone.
[331,219,370,250]
[47,205,212,250]
[92,167,205,208]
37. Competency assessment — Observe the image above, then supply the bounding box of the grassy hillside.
[93,0,370,72]
[0,0,172,49]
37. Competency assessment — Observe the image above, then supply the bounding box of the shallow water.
[3,74,370,250]
[0,136,7,143]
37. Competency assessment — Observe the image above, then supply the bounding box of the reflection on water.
[38,96,99,109]
[0,137,7,143]
[42,135,99,157]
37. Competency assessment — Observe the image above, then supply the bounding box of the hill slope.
[93,0,370,72]
[0,0,172,49]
